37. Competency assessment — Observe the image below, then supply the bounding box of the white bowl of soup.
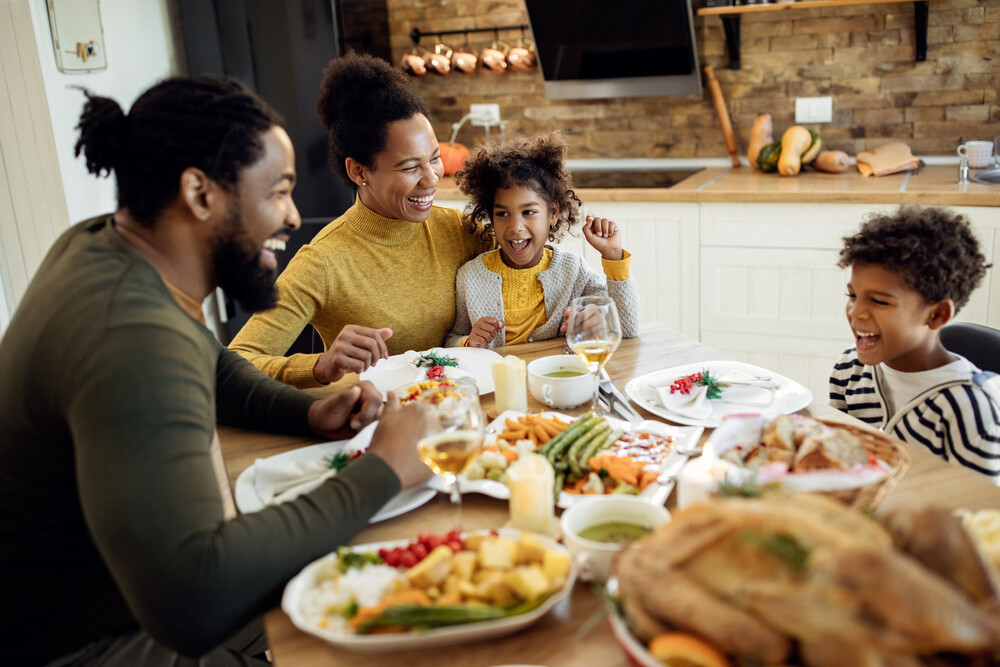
[560,495,669,582]
[527,355,592,409]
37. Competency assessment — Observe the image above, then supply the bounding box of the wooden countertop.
[437,165,1000,207]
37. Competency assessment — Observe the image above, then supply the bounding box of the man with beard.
[0,77,431,666]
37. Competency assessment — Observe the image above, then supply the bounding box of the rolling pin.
[704,65,741,167]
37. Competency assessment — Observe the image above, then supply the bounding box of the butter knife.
[598,368,644,424]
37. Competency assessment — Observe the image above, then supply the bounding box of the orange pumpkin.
[440,142,470,176]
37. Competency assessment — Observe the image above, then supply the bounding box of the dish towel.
[856,142,921,177]
[253,422,377,505]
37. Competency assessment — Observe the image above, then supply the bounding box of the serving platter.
[281,528,576,653]
[426,410,703,509]
[624,360,813,428]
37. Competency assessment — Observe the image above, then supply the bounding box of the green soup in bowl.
[543,369,587,378]
[577,521,651,544]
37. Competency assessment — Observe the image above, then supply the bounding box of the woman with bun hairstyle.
[230,52,483,387]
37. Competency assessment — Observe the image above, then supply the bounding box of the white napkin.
[253,422,377,506]
[717,370,777,407]
[655,384,713,420]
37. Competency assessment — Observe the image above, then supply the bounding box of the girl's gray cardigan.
[444,247,640,349]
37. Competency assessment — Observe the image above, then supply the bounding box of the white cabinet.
[698,202,1000,399]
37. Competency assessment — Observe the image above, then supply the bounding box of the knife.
[598,368,644,424]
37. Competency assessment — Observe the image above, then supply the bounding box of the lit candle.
[507,453,554,534]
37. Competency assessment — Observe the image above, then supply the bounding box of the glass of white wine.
[413,380,486,528]
[566,295,622,413]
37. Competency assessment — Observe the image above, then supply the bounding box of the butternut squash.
[777,125,813,176]
[801,129,822,165]
[811,150,850,173]
[747,113,774,170]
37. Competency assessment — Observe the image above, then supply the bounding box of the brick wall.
[385,0,999,159]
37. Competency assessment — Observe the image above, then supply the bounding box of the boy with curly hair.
[444,132,639,349]
[829,205,1000,482]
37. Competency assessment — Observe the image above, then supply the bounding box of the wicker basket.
[812,419,910,512]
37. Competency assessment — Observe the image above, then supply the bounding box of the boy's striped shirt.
[829,347,1000,483]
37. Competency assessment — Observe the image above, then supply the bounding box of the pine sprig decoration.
[698,368,725,399]
[414,351,458,368]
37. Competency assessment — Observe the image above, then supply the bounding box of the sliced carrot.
[501,449,519,463]
[533,424,550,444]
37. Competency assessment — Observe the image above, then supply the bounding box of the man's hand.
[313,325,392,385]
[467,317,504,348]
[582,215,623,261]
[307,381,383,438]
[365,394,433,489]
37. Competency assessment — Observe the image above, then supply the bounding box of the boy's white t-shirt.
[879,354,978,415]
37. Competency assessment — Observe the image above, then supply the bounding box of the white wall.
[28,0,180,223]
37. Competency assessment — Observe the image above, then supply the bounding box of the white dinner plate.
[360,347,503,398]
[624,360,814,428]
[234,436,436,522]
[281,528,576,653]
[426,410,703,509]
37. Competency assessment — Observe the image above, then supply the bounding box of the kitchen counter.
[437,165,1000,207]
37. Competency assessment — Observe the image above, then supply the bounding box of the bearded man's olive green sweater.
[229,199,481,387]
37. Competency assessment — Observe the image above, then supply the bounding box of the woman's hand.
[467,317,504,348]
[313,325,392,384]
[307,381,384,437]
[365,393,433,489]
[582,215,623,261]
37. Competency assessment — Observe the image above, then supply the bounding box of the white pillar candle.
[507,452,555,534]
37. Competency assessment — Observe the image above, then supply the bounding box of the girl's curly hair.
[455,132,581,243]
[838,205,990,311]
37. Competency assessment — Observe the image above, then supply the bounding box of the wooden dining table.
[217,323,1000,667]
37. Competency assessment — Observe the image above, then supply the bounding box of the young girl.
[445,133,639,349]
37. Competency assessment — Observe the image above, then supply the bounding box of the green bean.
[541,411,595,458]
[356,604,507,633]
[545,415,600,464]
[581,427,624,468]
[568,421,610,478]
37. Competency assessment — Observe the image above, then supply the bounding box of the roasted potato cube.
[542,549,572,582]
[477,536,516,569]
[450,550,478,581]
[463,533,488,551]
[514,533,547,565]
[505,564,551,601]
[405,545,453,589]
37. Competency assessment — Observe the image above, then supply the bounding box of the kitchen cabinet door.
[560,202,700,339]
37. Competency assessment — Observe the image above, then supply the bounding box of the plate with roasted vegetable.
[360,347,502,398]
[281,528,576,652]
[427,411,703,508]
[625,360,813,428]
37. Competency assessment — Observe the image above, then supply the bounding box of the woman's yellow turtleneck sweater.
[230,198,481,387]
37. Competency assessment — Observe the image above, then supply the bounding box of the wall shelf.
[697,0,928,69]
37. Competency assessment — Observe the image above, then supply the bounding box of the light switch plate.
[795,96,833,123]
[470,104,501,127]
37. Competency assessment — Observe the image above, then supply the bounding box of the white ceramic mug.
[958,141,993,169]
[560,495,670,582]
[527,355,592,409]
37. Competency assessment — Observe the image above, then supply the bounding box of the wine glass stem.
[589,368,601,412]
[449,475,463,529]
